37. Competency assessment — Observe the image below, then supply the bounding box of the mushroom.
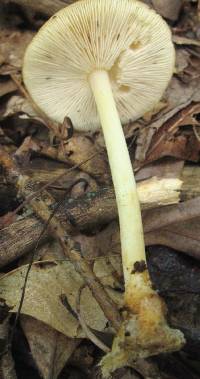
[23,0,185,374]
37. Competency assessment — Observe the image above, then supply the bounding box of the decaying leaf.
[61,135,108,179]
[140,103,200,164]
[96,193,200,260]
[1,2,200,378]
[32,135,109,179]
[175,49,190,74]
[0,253,122,338]
[21,315,80,379]
[135,159,184,181]
[152,0,182,21]
[0,28,34,72]
[0,78,17,98]
[145,217,200,260]
[3,95,40,120]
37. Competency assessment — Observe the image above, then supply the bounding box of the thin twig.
[61,291,110,353]
[75,286,110,353]
[24,185,121,331]
[9,151,100,220]
[0,148,121,333]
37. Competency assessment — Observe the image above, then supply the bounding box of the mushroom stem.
[89,70,146,285]
[89,74,185,377]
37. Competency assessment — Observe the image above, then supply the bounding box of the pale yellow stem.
[89,70,146,284]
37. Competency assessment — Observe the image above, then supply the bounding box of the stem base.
[101,271,185,378]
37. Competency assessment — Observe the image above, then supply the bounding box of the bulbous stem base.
[101,270,185,378]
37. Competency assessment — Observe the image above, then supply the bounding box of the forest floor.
[0,1,200,378]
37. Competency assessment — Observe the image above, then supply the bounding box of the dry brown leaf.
[21,315,80,379]
[175,49,190,74]
[0,78,17,98]
[3,95,40,119]
[143,101,167,123]
[0,261,80,338]
[143,103,200,164]
[31,135,109,179]
[158,77,200,122]
[135,127,155,162]
[143,196,200,233]
[152,0,182,21]
[94,255,122,288]
[135,159,184,181]
[60,135,108,179]
[165,77,200,112]
[145,218,200,260]
[0,29,34,72]
[147,135,188,162]
[70,172,98,198]
[95,193,200,261]
[142,193,200,259]
[0,254,122,338]
[135,78,200,162]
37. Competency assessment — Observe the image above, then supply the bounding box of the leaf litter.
[1,1,200,378]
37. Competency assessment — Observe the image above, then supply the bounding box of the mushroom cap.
[23,0,175,131]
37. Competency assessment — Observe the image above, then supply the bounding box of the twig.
[0,147,100,221]
[0,147,122,331]
[61,291,110,353]
[8,197,58,349]
[0,176,182,267]
[193,125,200,142]
[22,182,121,331]
[0,143,182,267]
[75,286,110,353]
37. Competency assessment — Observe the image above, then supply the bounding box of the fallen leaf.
[3,95,39,119]
[70,172,98,198]
[135,78,200,162]
[0,257,122,338]
[21,315,80,379]
[143,196,200,234]
[143,101,167,123]
[144,103,200,164]
[145,217,200,260]
[135,159,184,181]
[60,135,108,179]
[142,191,200,260]
[31,135,108,179]
[175,49,190,74]
[135,127,155,162]
[146,135,188,163]
[0,78,17,98]
[0,29,34,72]
[152,0,182,21]
[96,194,200,261]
